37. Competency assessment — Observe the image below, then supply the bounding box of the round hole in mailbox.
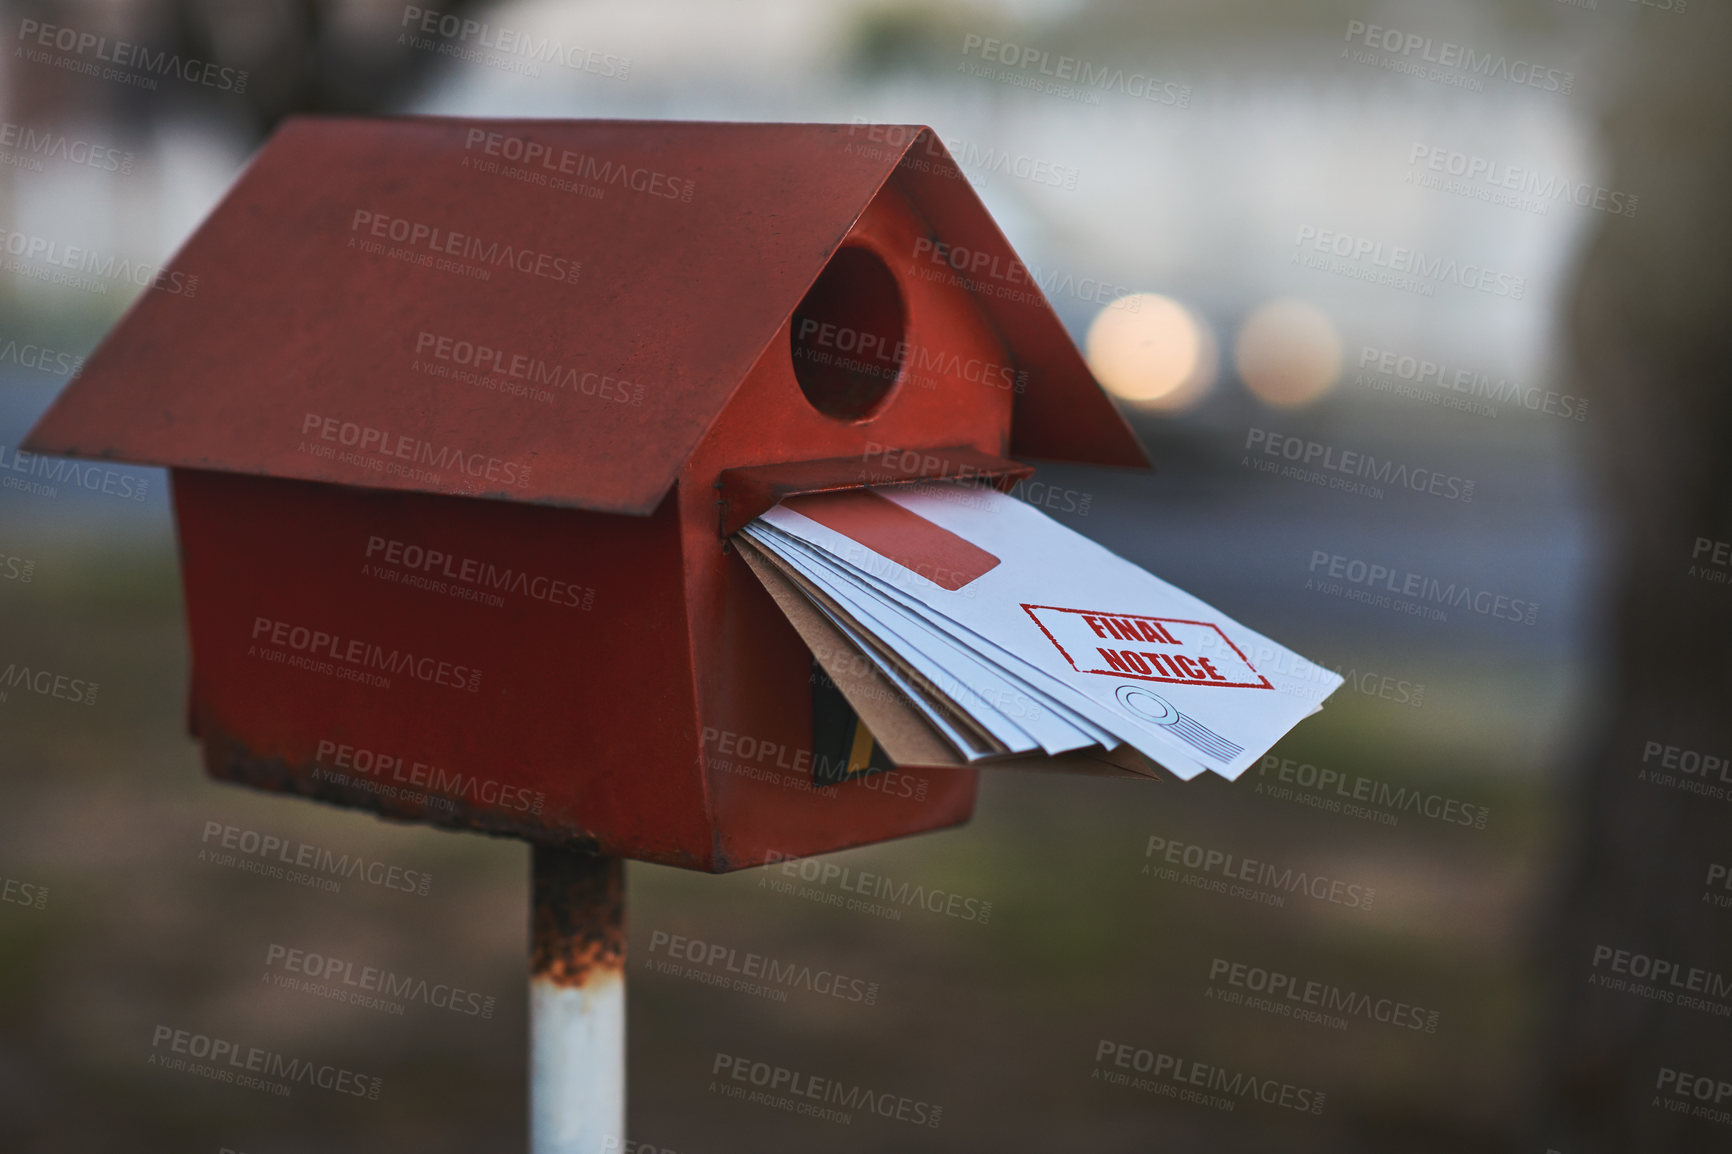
[789,244,906,421]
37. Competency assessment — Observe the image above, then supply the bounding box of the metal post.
[531,846,625,1154]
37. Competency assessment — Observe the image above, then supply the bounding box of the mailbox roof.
[25,116,1147,514]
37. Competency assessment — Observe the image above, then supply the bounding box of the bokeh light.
[1085,292,1218,413]
[1233,297,1343,408]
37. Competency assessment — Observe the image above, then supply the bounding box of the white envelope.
[757,483,1341,780]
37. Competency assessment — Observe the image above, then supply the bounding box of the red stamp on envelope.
[1020,604,1272,689]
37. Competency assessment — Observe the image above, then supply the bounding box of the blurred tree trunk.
[9,0,489,138]
[1544,8,1732,1153]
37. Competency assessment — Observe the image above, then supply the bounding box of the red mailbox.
[23,116,1148,873]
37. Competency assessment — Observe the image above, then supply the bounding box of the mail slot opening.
[789,244,906,421]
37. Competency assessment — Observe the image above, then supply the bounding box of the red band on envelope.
[782,490,999,591]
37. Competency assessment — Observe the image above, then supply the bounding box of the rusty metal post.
[531,846,625,1154]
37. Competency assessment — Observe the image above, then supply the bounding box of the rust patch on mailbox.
[202,726,585,845]
[197,724,710,872]
[532,846,625,988]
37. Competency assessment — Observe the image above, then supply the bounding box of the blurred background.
[2,0,1728,1151]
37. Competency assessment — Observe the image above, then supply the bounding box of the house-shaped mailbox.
[25,117,1149,872]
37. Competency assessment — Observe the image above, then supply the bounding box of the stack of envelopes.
[735,482,1342,782]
